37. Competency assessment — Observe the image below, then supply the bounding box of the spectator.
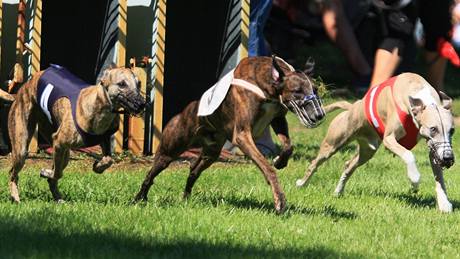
[453,1,460,48]
[320,0,372,86]
[367,0,418,88]
[249,0,273,57]
[242,0,278,157]
[266,0,372,90]
[419,0,460,91]
[367,0,460,91]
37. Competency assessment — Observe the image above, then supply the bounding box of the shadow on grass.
[0,211,363,258]
[352,188,460,211]
[194,195,358,220]
[394,192,460,211]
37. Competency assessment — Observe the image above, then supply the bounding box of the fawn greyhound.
[296,73,456,212]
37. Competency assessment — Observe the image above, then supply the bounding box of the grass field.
[1,43,460,258]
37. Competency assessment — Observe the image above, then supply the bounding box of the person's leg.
[370,47,401,87]
[418,0,453,91]
[249,0,273,57]
[249,0,276,156]
[255,127,277,157]
[321,0,371,77]
[424,51,448,91]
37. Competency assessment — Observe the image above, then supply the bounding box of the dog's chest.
[252,102,280,138]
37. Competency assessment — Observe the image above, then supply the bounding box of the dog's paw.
[131,193,148,205]
[92,156,113,174]
[438,201,453,213]
[333,190,344,198]
[183,191,192,200]
[296,179,307,187]
[275,193,287,214]
[273,155,289,169]
[40,169,54,179]
[9,196,20,204]
[0,89,15,102]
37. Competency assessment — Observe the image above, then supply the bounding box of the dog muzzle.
[116,91,146,115]
[286,93,325,128]
[428,140,455,168]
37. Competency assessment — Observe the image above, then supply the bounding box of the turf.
[1,43,460,258]
[1,108,460,258]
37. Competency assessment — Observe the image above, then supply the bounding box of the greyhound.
[7,64,145,203]
[133,56,326,213]
[296,73,456,213]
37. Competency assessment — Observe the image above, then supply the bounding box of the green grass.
[2,107,460,258]
[2,43,460,258]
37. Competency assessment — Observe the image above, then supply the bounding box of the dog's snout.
[315,111,325,121]
[137,99,146,113]
[443,150,455,162]
[131,94,146,114]
[438,149,455,168]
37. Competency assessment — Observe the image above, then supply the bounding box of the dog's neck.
[76,84,117,134]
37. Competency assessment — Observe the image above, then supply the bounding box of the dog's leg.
[296,111,354,187]
[133,108,197,203]
[45,139,70,202]
[8,101,37,203]
[334,139,378,196]
[271,116,293,169]
[235,130,286,213]
[93,137,113,174]
[183,137,225,199]
[429,152,452,213]
[133,154,173,203]
[296,142,341,187]
[382,133,421,191]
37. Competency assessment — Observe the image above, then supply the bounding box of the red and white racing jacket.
[363,76,419,150]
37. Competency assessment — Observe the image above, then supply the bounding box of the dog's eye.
[430,126,438,135]
[117,81,127,88]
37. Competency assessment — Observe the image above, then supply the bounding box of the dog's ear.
[304,57,315,76]
[271,55,285,84]
[99,69,112,87]
[438,91,452,110]
[409,96,426,116]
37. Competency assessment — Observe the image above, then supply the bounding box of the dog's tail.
[0,88,14,102]
[324,101,352,113]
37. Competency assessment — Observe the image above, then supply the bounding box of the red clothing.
[363,76,419,150]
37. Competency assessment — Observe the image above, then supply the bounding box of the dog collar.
[231,78,267,99]
[98,83,119,114]
[231,78,290,109]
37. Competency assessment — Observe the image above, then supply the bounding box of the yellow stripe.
[29,0,42,154]
[116,0,127,67]
[238,0,249,60]
[115,0,128,153]
[30,0,41,76]
[152,0,167,154]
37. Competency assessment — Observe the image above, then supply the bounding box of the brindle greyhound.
[296,73,456,212]
[7,65,145,203]
[133,55,326,213]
